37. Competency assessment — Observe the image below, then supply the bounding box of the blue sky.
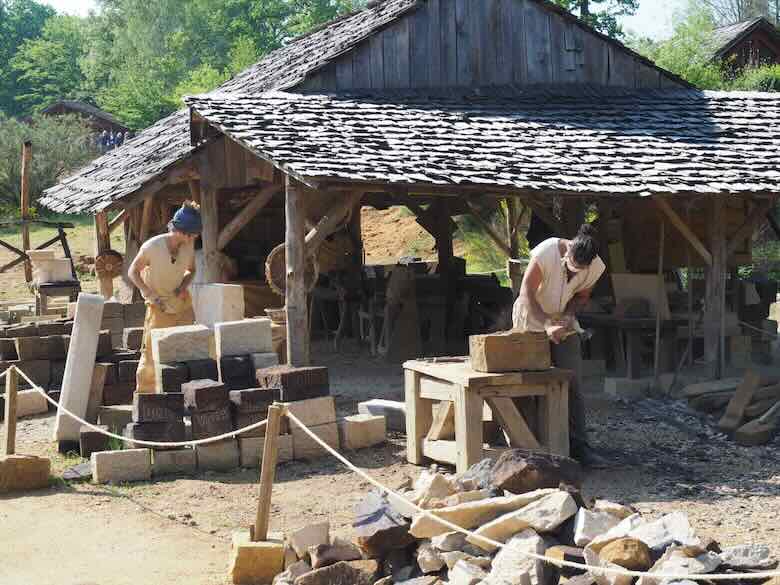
[43,0,687,40]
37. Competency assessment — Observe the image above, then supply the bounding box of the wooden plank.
[336,53,354,89]
[217,185,280,251]
[726,198,774,256]
[654,197,713,266]
[495,0,514,85]
[285,176,310,366]
[441,0,457,86]
[20,142,32,283]
[254,403,282,541]
[410,6,430,87]
[719,370,761,432]
[422,439,458,465]
[455,0,474,85]
[608,46,636,87]
[382,26,399,88]
[636,62,660,88]
[427,0,442,87]
[426,401,455,440]
[3,367,18,455]
[544,382,569,456]
[524,0,552,83]
[550,14,575,83]
[370,33,385,89]
[108,209,127,234]
[352,42,372,89]
[419,376,456,401]
[510,0,528,84]
[224,138,246,188]
[486,396,541,449]
[188,179,201,204]
[405,369,433,465]
[653,220,665,383]
[304,191,363,252]
[482,0,500,84]
[453,384,483,472]
[396,15,411,88]
[581,27,608,84]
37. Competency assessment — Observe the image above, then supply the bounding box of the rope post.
[4,367,19,455]
[253,403,283,542]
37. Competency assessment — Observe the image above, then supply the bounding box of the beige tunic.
[512,237,605,332]
[138,234,194,314]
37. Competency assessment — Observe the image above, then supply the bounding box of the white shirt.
[512,238,605,332]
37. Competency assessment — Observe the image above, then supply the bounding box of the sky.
[42,0,688,40]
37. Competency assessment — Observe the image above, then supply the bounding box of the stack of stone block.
[124,393,186,446]
[214,318,276,390]
[182,378,239,470]
[230,387,282,467]
[70,300,146,350]
[102,358,138,405]
[255,365,330,402]
[151,324,215,393]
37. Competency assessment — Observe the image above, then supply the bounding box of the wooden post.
[20,142,32,283]
[3,367,19,455]
[253,403,283,542]
[285,176,310,366]
[653,220,665,385]
[506,198,523,296]
[200,185,221,284]
[94,211,113,299]
[705,196,726,378]
[139,195,154,242]
[686,206,694,367]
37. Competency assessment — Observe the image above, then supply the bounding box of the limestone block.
[152,448,197,476]
[91,449,152,484]
[15,388,48,418]
[308,538,362,569]
[289,520,330,558]
[719,544,775,569]
[15,336,48,360]
[132,392,185,423]
[238,435,293,468]
[485,529,542,585]
[79,425,110,458]
[357,399,406,432]
[123,302,147,327]
[196,438,239,471]
[230,388,278,413]
[182,379,228,412]
[251,352,279,370]
[337,414,386,450]
[151,324,213,364]
[0,454,51,493]
[573,509,622,546]
[285,396,336,428]
[593,500,635,520]
[123,327,144,351]
[124,421,186,447]
[191,406,233,439]
[604,378,652,401]
[293,560,375,585]
[234,410,271,438]
[417,542,445,573]
[256,366,329,402]
[191,283,245,327]
[449,559,487,585]
[467,491,578,552]
[228,529,284,585]
[97,405,133,433]
[186,359,219,381]
[292,422,339,460]
[597,538,652,571]
[55,293,105,443]
[214,318,272,358]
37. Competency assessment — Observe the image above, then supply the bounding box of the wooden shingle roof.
[186,88,780,196]
[710,17,780,58]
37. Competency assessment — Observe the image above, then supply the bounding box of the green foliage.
[0,113,97,212]
[730,64,780,91]
[551,0,639,38]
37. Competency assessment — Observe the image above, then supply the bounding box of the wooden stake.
[253,403,283,542]
[3,368,19,455]
[20,142,32,283]
[653,220,665,385]
[285,176,310,366]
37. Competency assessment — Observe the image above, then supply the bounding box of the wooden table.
[34,281,81,316]
[403,359,572,473]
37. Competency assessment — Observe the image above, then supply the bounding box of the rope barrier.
[739,319,779,341]
[285,409,780,581]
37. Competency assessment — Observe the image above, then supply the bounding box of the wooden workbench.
[403,359,572,472]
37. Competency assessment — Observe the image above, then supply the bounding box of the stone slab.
[124,421,186,448]
[219,355,255,390]
[54,293,104,441]
[91,448,151,484]
[227,529,284,585]
[154,362,189,393]
[132,393,185,423]
[185,359,219,381]
[191,405,234,439]
[214,318,272,358]
[338,414,386,450]
[233,409,271,438]
[152,448,197,476]
[191,283,245,327]
[17,360,51,389]
[229,387,278,413]
[196,438,240,471]
[118,360,139,382]
[183,379,229,412]
[256,365,329,402]
[79,425,110,458]
[292,422,339,460]
[250,352,279,370]
[238,434,293,468]
[285,396,336,428]
[15,388,49,418]
[0,454,51,493]
[151,324,213,364]
[97,405,133,433]
[358,399,406,432]
[102,381,134,406]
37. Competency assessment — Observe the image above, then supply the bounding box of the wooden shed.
[711,17,780,73]
[40,0,780,377]
[40,100,130,135]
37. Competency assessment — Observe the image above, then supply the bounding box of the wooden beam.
[3,367,18,455]
[285,176,310,366]
[522,197,565,234]
[705,196,726,376]
[139,195,155,242]
[726,198,775,256]
[20,142,32,283]
[304,191,364,253]
[107,209,127,234]
[653,197,713,267]
[94,211,113,299]
[253,403,282,541]
[188,179,201,204]
[466,201,512,257]
[217,185,279,251]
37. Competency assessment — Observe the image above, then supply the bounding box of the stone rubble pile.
[259,449,778,585]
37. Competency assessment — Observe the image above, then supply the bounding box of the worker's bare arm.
[174,255,196,298]
[128,249,159,302]
[519,258,550,329]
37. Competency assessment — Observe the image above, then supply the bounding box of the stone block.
[152,448,197,476]
[289,521,330,558]
[256,366,329,402]
[354,490,415,558]
[132,392,185,423]
[449,559,487,584]
[17,360,51,389]
[118,360,139,382]
[46,335,70,360]
[123,327,144,351]
[6,323,37,338]
[50,360,67,389]
[183,379,228,412]
[233,409,272,438]
[102,381,134,406]
[604,378,652,402]
[151,324,213,364]
[15,336,48,360]
[37,321,67,336]
[101,315,125,334]
[338,414,386,450]
[80,425,110,458]
[96,330,113,357]
[91,448,151,484]
[285,396,336,428]
[238,434,293,468]
[0,338,17,360]
[214,318,272,359]
[191,405,234,439]
[196,438,239,471]
[491,449,583,494]
[123,302,147,328]
[97,404,133,433]
[185,359,219,381]
[250,352,279,371]
[102,301,124,319]
[227,529,284,585]
[470,330,551,373]
[154,362,189,393]
[229,387,278,413]
[98,362,117,386]
[219,355,255,390]
[358,399,406,432]
[191,283,245,327]
[0,454,51,493]
[292,422,339,460]
[124,421,186,447]
[573,508,622,546]
[15,388,49,417]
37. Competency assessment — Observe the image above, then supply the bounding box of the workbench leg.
[453,385,483,473]
[625,331,642,379]
[544,382,570,457]
[405,370,432,465]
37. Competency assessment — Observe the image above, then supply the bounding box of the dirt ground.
[2,340,780,585]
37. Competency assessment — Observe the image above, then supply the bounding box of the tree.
[704,0,773,24]
[0,113,97,213]
[551,0,639,37]
[10,15,89,113]
[0,0,55,117]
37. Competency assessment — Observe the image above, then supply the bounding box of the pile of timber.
[683,371,780,446]
[264,450,778,585]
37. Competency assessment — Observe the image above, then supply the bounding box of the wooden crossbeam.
[485,397,540,449]
[466,201,512,257]
[653,197,712,266]
[108,209,127,234]
[304,191,364,253]
[217,185,280,251]
[726,198,775,256]
[523,198,564,233]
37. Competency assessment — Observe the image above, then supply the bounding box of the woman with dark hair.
[512,223,605,460]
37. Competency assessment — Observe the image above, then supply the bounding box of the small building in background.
[711,17,780,73]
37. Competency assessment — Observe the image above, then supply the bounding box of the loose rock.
[491,449,583,494]
[597,538,652,571]
[719,544,776,570]
[573,509,622,547]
